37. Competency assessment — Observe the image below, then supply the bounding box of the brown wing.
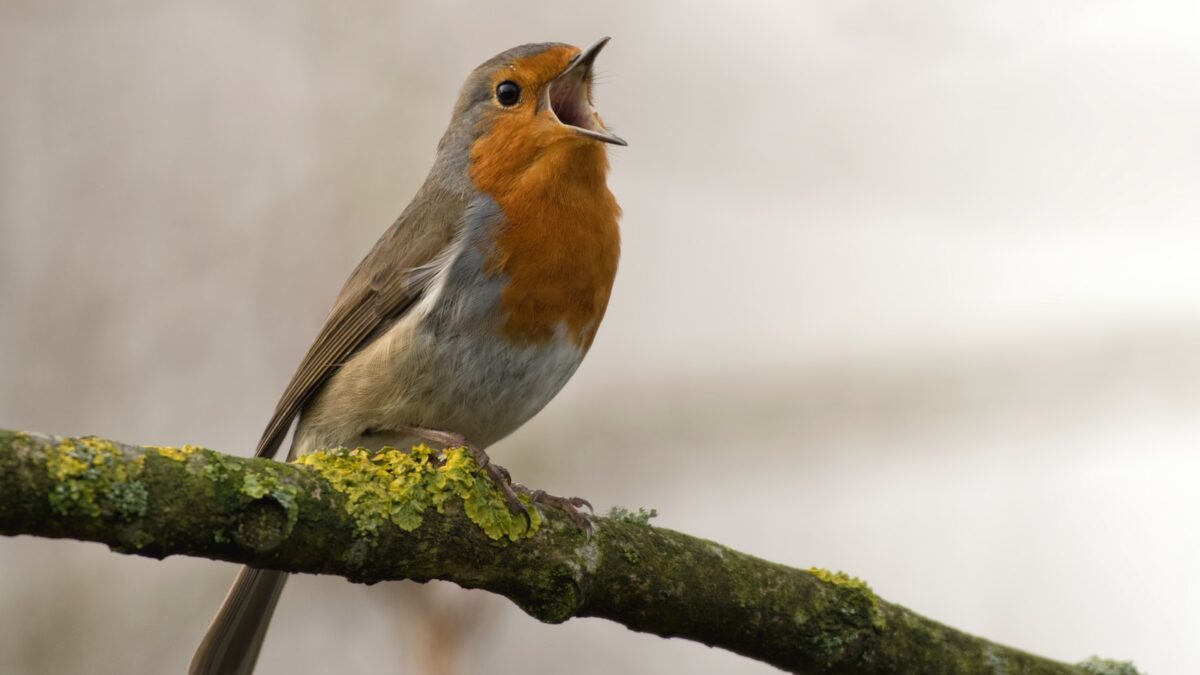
[254,186,466,459]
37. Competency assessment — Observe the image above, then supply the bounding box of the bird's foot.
[514,486,594,535]
[396,426,530,526]
[393,426,593,533]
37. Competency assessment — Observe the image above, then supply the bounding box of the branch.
[0,429,1137,675]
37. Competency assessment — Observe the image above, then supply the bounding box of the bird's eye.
[495,81,521,107]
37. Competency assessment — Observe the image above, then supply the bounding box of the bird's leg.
[395,426,526,521]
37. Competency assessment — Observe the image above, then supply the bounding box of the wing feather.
[254,185,467,459]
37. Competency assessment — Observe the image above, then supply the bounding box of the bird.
[189,38,625,675]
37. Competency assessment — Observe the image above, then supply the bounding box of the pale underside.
[288,194,586,459]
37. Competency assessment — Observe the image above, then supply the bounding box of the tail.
[189,566,289,675]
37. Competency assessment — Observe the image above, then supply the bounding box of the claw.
[494,464,513,484]
[392,424,579,533]
[527,489,593,534]
[479,460,532,527]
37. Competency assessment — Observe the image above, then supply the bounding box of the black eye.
[495,80,521,106]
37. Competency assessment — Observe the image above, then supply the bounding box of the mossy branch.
[0,428,1138,675]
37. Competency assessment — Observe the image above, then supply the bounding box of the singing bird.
[190,39,625,674]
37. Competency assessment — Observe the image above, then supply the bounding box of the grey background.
[2,2,1197,673]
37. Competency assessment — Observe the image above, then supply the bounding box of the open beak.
[546,37,627,146]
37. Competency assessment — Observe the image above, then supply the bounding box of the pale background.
[2,2,1198,674]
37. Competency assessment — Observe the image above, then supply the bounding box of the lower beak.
[547,37,627,146]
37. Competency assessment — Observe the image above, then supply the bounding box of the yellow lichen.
[809,567,873,593]
[46,436,148,519]
[295,445,540,542]
[152,444,201,462]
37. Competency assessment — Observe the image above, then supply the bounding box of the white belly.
[290,275,586,457]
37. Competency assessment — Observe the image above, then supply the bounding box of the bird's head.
[433,39,624,193]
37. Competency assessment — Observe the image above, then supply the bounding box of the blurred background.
[2,1,1198,673]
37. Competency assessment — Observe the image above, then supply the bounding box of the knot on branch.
[233,497,291,553]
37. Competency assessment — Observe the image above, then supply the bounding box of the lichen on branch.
[295,445,540,540]
[0,428,1138,675]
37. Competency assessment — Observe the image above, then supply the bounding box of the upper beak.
[547,37,627,146]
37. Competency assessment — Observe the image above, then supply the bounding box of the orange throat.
[469,117,621,351]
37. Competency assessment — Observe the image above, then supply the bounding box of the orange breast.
[469,106,621,350]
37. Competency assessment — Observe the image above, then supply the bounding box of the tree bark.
[0,428,1138,675]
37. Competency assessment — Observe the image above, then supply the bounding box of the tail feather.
[189,566,289,675]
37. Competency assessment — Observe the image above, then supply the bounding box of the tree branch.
[0,428,1137,675]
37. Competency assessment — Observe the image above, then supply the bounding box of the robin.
[189,38,625,674]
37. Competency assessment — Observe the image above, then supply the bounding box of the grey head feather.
[429,42,572,191]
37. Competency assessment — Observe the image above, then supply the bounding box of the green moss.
[808,567,886,631]
[606,506,658,525]
[45,436,148,519]
[105,481,149,519]
[201,451,240,483]
[620,544,640,564]
[241,471,272,499]
[1077,657,1143,675]
[295,445,540,542]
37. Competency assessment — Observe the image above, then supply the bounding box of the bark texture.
[0,429,1139,675]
